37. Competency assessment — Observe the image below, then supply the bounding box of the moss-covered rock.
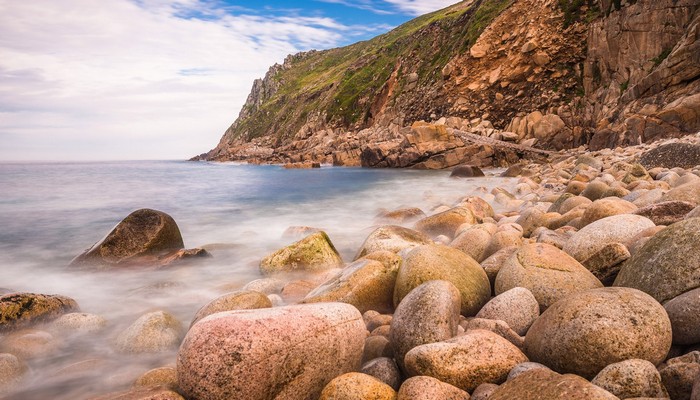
[0,293,79,332]
[260,231,343,275]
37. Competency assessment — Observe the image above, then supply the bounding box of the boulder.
[361,358,401,391]
[0,353,26,393]
[134,366,179,389]
[259,232,344,275]
[463,318,524,348]
[413,206,476,239]
[177,303,366,400]
[0,293,79,332]
[580,242,631,285]
[302,258,399,314]
[450,165,485,177]
[115,311,183,354]
[70,209,184,267]
[482,247,518,288]
[363,335,393,362]
[393,244,491,316]
[634,200,696,225]
[90,386,185,400]
[562,214,655,262]
[449,227,491,262]
[389,280,461,372]
[190,291,272,327]
[507,362,551,380]
[375,208,427,224]
[639,143,700,169]
[397,376,469,400]
[495,243,602,311]
[664,287,700,345]
[404,329,528,392]
[661,180,700,206]
[471,383,499,400]
[614,218,700,303]
[580,197,637,227]
[524,287,672,379]
[51,312,107,334]
[0,329,60,359]
[354,226,432,260]
[659,354,700,400]
[319,373,397,400]
[476,287,539,335]
[459,196,495,221]
[489,369,618,400]
[591,359,668,399]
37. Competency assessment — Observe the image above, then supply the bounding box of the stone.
[259,231,344,275]
[413,206,476,239]
[404,329,528,392]
[661,180,700,206]
[281,280,318,302]
[449,227,491,262]
[51,312,107,334]
[591,359,668,399]
[532,51,550,66]
[581,180,611,201]
[190,291,272,327]
[115,311,183,354]
[664,287,700,345]
[640,143,700,169]
[450,165,485,177]
[0,293,79,332]
[471,383,499,400]
[0,329,59,359]
[303,258,399,314]
[562,214,655,262]
[363,335,393,362]
[476,287,539,335]
[515,208,548,238]
[390,280,461,372]
[361,358,401,391]
[156,247,211,268]
[634,200,696,225]
[580,197,637,226]
[133,367,179,389]
[364,312,392,332]
[524,287,672,379]
[90,386,186,400]
[0,353,26,393]
[489,369,618,400]
[507,362,550,380]
[482,247,518,288]
[659,358,700,400]
[375,208,427,224]
[581,242,631,285]
[463,318,524,348]
[355,226,432,260]
[397,376,469,400]
[177,303,366,400]
[521,41,538,53]
[495,243,602,311]
[70,209,184,267]
[483,230,523,260]
[393,244,491,316]
[319,372,397,400]
[614,218,700,303]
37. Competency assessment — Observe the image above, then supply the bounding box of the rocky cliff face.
[195,0,700,168]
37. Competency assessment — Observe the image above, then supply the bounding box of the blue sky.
[0,0,457,160]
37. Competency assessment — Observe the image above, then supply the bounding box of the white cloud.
[383,0,457,15]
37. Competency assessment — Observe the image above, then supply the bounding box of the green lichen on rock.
[260,231,344,274]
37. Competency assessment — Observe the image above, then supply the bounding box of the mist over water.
[0,161,515,399]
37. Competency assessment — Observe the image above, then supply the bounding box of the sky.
[0,0,458,161]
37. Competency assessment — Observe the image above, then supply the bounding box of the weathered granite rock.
[481,246,518,289]
[0,293,79,332]
[133,366,178,390]
[319,372,397,400]
[355,226,432,260]
[664,287,700,345]
[177,303,366,400]
[459,197,495,222]
[507,361,551,380]
[363,335,393,362]
[581,242,631,284]
[115,311,183,354]
[463,318,524,348]
[614,218,700,303]
[397,376,469,400]
[661,180,700,206]
[591,359,668,399]
[190,291,272,327]
[524,287,672,379]
[404,329,528,392]
[0,353,26,393]
[51,312,107,334]
[489,369,618,399]
[375,208,427,225]
[70,209,184,267]
[471,383,499,400]
[659,353,700,400]
[580,197,637,227]
[0,329,60,359]
[476,287,539,336]
[450,165,485,177]
[563,214,655,263]
[640,143,700,169]
[483,230,523,260]
[393,244,490,316]
[495,243,603,311]
[634,200,696,225]
[361,358,401,391]
[390,280,461,372]
[303,258,399,314]
[259,232,344,275]
[413,206,476,239]
[449,226,492,262]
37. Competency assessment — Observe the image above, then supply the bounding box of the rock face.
[393,244,491,316]
[614,218,700,303]
[259,232,344,275]
[489,369,618,400]
[177,303,366,400]
[524,287,672,379]
[0,293,79,332]
[70,209,184,267]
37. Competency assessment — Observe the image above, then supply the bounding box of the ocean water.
[0,161,515,399]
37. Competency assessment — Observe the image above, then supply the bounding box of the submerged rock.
[259,231,344,275]
[115,311,184,354]
[0,292,79,332]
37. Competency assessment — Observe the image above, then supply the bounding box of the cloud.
[383,0,457,15]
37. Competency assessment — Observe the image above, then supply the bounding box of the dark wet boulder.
[70,209,184,268]
[450,165,485,178]
[0,293,79,332]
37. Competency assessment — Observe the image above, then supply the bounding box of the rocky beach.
[2,134,700,399]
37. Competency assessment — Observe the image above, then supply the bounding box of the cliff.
[195,0,700,168]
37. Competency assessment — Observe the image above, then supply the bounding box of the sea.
[0,160,516,399]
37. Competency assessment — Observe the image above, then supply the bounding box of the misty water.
[0,161,516,399]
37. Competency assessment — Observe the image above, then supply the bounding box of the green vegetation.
[620,80,629,92]
[559,0,601,27]
[652,48,672,67]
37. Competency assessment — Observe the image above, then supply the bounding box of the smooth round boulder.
[51,312,107,334]
[70,208,184,267]
[361,358,401,391]
[507,361,550,380]
[319,372,397,400]
[413,207,476,239]
[495,243,602,311]
[190,291,272,327]
[0,353,26,392]
[0,329,60,359]
[482,247,518,288]
[661,180,700,205]
[524,287,672,379]
[259,231,344,275]
[115,311,183,354]
[302,258,398,314]
[580,197,637,227]
[393,244,490,316]
[591,359,668,399]
[404,329,528,392]
[354,226,432,260]
[449,227,491,262]
[389,280,461,372]
[476,287,539,335]
[375,208,427,224]
[450,165,485,178]
[562,214,655,262]
[0,293,79,332]
[177,303,366,400]
[614,218,700,303]
[489,368,618,400]
[634,200,696,226]
[397,376,468,400]
[664,287,700,345]
[134,366,179,389]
